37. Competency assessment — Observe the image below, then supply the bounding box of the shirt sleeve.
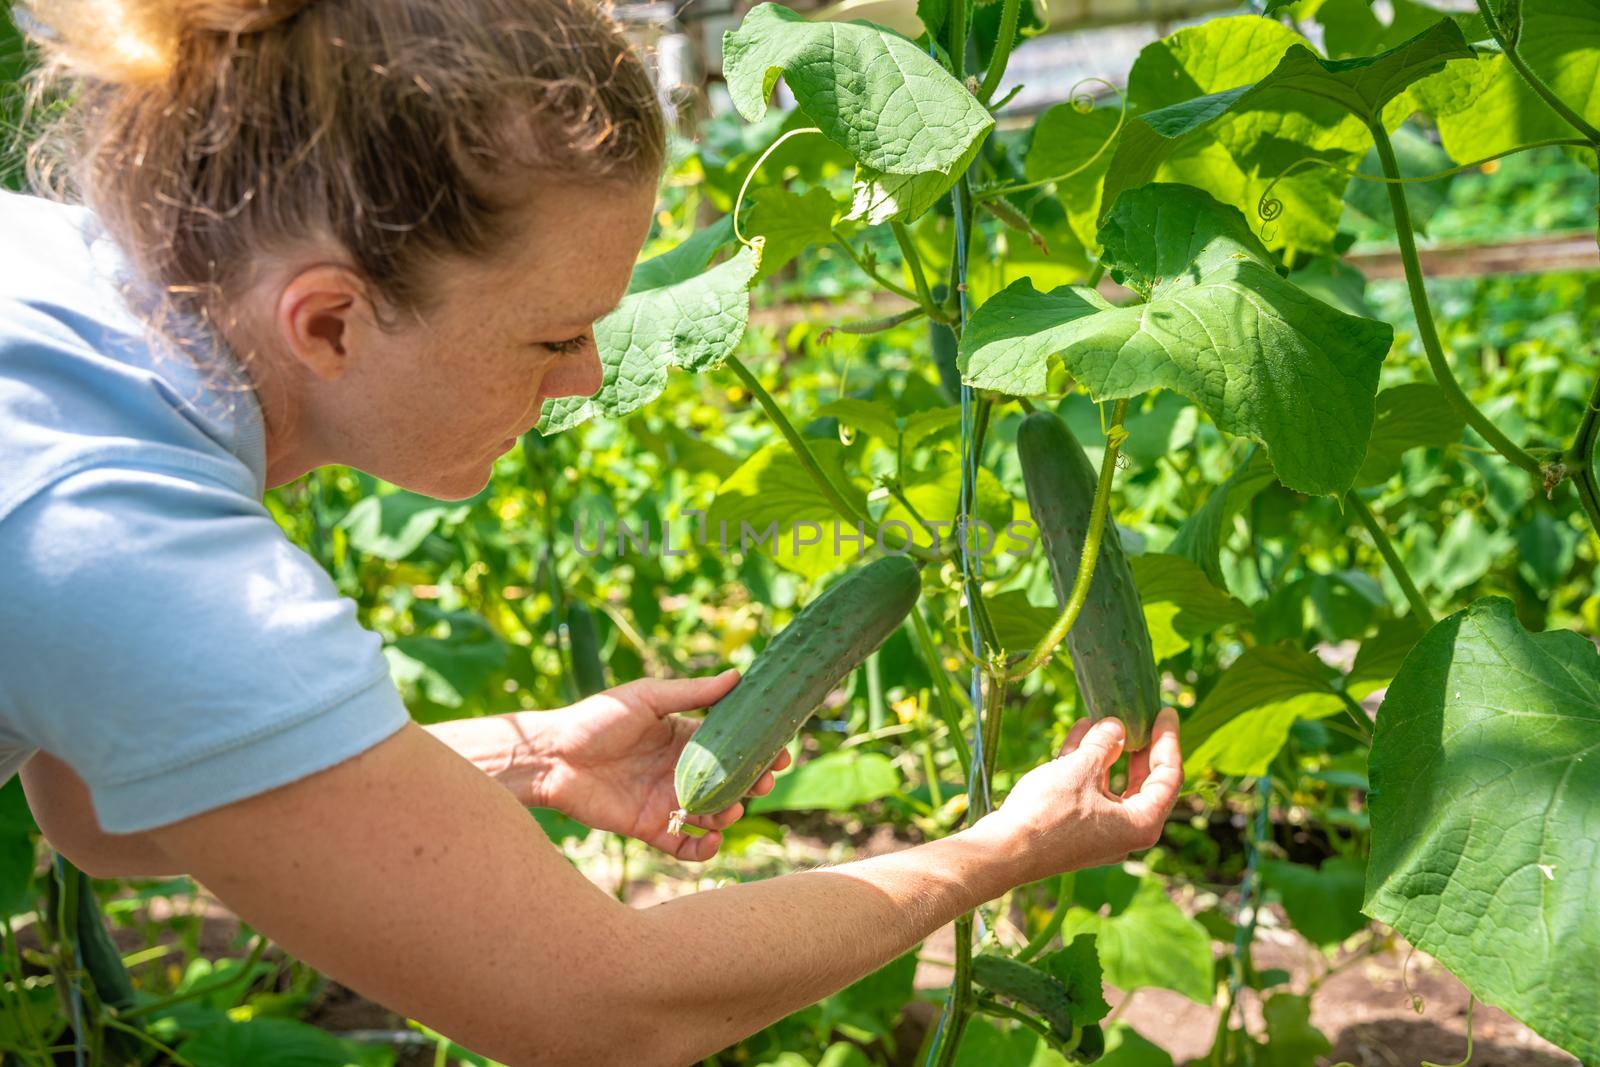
[0,465,411,833]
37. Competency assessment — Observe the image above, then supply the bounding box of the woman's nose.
[542,351,604,401]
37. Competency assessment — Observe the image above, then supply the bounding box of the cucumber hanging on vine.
[565,600,608,699]
[1016,410,1161,749]
[670,555,922,830]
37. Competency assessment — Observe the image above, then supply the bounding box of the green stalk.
[1367,120,1544,479]
[1565,371,1600,541]
[1017,872,1076,962]
[933,915,975,1067]
[910,608,974,777]
[1345,493,1436,627]
[827,306,926,338]
[866,650,887,732]
[832,234,923,304]
[1008,399,1130,680]
[1474,0,1600,145]
[892,221,943,321]
[948,0,968,79]
[976,0,1021,103]
[724,354,943,563]
[974,996,1076,1053]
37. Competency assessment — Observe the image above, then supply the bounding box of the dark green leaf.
[539,220,758,433]
[1261,857,1369,946]
[960,185,1392,495]
[1183,644,1345,779]
[1367,597,1600,1062]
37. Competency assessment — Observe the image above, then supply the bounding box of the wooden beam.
[749,231,1600,333]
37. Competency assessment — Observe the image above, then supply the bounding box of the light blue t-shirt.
[0,190,410,834]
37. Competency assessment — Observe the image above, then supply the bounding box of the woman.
[0,1,1183,1064]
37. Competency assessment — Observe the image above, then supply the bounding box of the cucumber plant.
[542,0,1600,1061]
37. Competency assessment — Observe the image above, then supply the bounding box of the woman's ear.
[275,264,373,381]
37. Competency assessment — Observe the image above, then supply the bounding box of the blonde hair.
[18,0,664,342]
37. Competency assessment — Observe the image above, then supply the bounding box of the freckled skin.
[240,180,658,499]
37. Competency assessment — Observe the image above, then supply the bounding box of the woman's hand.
[538,671,790,861]
[967,709,1183,885]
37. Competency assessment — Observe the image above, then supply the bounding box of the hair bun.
[180,0,316,35]
[20,0,314,87]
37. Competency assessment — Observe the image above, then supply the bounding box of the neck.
[224,317,326,489]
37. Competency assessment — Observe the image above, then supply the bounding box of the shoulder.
[0,192,266,523]
[0,464,409,834]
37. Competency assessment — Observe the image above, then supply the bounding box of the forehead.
[459,179,658,325]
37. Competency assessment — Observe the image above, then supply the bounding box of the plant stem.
[1565,371,1600,541]
[976,0,1021,103]
[1367,120,1544,479]
[1345,493,1436,626]
[1017,872,1076,962]
[724,353,943,563]
[974,995,1076,1053]
[909,608,974,777]
[892,221,943,322]
[947,0,968,80]
[1008,399,1130,680]
[831,235,923,304]
[825,306,926,338]
[1475,0,1600,145]
[932,914,975,1067]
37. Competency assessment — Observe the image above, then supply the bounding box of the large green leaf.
[1061,867,1214,1004]
[1182,644,1346,779]
[1169,448,1277,590]
[0,778,35,917]
[1106,17,1471,253]
[1416,1,1600,162]
[1022,103,1122,252]
[746,187,840,281]
[1366,597,1600,1062]
[1355,381,1466,486]
[723,4,991,175]
[1261,857,1369,946]
[959,184,1392,495]
[538,220,758,433]
[706,440,870,579]
[1129,553,1252,661]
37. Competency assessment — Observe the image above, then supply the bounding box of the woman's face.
[291,179,658,499]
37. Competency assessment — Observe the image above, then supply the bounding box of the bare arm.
[142,712,1180,1067]
[20,753,181,878]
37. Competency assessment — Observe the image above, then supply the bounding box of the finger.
[1123,745,1151,798]
[671,828,722,862]
[1068,717,1126,775]
[689,802,744,831]
[1118,716,1183,829]
[747,770,776,797]
[1057,716,1094,758]
[773,748,793,772]
[607,669,741,719]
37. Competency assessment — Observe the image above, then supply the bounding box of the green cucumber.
[48,858,136,1012]
[671,555,921,828]
[565,601,608,699]
[1017,410,1161,749]
[971,954,1077,1040]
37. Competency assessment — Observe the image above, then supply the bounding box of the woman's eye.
[544,334,593,357]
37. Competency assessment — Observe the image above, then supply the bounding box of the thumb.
[1068,718,1126,774]
[619,669,741,718]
